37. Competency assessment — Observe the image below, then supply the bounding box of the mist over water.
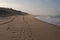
[34,15,60,26]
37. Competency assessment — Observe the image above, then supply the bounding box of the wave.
[34,15,60,26]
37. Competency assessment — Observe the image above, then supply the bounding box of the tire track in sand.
[6,15,34,40]
[22,15,34,40]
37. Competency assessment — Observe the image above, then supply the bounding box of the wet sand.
[0,15,60,40]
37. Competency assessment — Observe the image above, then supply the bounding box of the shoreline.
[33,16,60,26]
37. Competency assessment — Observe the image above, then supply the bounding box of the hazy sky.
[0,0,60,15]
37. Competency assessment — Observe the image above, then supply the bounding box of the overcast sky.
[0,0,60,15]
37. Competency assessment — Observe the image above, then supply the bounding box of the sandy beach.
[0,15,60,40]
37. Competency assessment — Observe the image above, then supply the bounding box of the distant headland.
[0,7,29,18]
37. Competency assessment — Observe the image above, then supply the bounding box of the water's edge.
[34,16,60,26]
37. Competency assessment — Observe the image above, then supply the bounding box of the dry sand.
[0,15,60,40]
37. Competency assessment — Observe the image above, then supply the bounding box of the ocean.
[34,15,60,26]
